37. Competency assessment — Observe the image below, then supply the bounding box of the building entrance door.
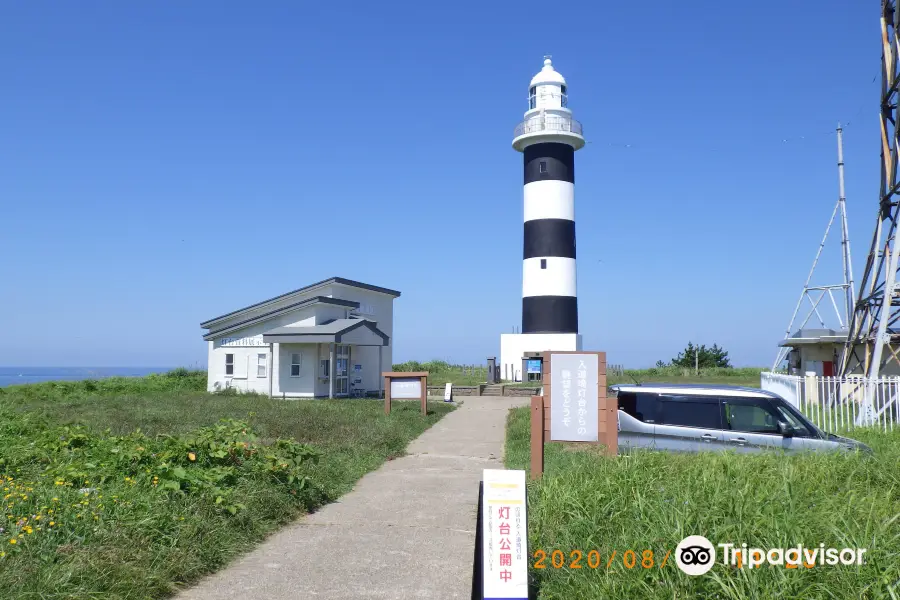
[335,345,350,397]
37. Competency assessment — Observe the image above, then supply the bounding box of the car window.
[616,391,659,423]
[771,403,813,438]
[723,397,780,434]
[657,396,721,429]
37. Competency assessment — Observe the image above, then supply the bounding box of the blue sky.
[0,1,881,368]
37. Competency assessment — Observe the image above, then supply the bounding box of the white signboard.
[220,335,265,347]
[390,378,421,399]
[482,469,528,600]
[550,353,599,442]
[444,383,452,402]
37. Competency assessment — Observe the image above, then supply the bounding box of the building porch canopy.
[262,319,389,346]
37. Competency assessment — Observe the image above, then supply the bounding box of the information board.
[389,378,422,399]
[526,359,542,374]
[482,469,528,600]
[549,353,599,442]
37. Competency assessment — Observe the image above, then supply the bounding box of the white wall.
[499,333,582,382]
[207,306,316,392]
[207,344,271,394]
[274,343,316,398]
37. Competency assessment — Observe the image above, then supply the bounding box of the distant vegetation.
[0,369,453,598]
[657,342,732,369]
[394,359,763,387]
[393,360,487,386]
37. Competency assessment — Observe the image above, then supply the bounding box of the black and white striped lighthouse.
[500,57,585,381]
[513,57,585,335]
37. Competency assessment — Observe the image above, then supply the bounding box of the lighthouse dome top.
[530,57,566,87]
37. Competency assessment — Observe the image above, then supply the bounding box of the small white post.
[378,345,383,397]
[329,343,335,399]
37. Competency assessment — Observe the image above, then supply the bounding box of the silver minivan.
[611,384,872,454]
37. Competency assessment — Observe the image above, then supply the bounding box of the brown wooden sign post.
[382,371,428,416]
[530,351,617,480]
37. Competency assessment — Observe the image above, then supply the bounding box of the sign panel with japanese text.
[482,469,528,600]
[220,335,265,347]
[389,378,422,399]
[549,353,599,442]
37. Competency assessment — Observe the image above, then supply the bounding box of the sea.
[0,367,178,388]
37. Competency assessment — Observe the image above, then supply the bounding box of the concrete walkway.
[176,396,528,600]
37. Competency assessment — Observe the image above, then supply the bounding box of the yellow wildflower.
[49,522,55,527]
[188,452,196,461]
[9,539,15,545]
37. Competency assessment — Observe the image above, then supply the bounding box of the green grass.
[0,371,453,598]
[609,366,764,388]
[398,360,767,388]
[505,407,900,599]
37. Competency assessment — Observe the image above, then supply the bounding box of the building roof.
[262,319,389,346]
[778,327,848,347]
[202,296,358,341]
[200,277,401,330]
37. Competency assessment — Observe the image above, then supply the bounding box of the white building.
[500,57,585,381]
[200,277,399,398]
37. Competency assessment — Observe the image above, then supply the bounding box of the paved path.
[176,396,528,600]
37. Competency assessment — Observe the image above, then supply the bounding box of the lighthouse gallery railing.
[514,116,583,138]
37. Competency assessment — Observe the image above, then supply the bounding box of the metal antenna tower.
[773,125,855,371]
[839,0,900,425]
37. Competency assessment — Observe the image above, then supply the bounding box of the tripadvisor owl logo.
[675,535,716,576]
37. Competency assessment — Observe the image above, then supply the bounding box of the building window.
[560,85,566,94]
[539,161,547,173]
[257,353,267,378]
[320,359,330,378]
[225,354,234,376]
[540,259,547,269]
[529,86,536,109]
[291,353,302,377]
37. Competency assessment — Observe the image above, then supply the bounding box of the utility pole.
[837,124,856,321]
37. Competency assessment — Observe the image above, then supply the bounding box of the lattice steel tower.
[840,1,900,423]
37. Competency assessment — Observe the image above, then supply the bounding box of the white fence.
[760,372,899,432]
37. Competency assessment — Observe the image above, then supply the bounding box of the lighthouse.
[500,57,585,382]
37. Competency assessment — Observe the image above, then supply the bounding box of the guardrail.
[761,372,899,431]
[514,116,583,138]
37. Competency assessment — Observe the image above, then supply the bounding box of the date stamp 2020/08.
[532,549,672,571]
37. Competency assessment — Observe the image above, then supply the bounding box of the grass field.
[398,360,767,388]
[505,408,900,599]
[0,371,453,598]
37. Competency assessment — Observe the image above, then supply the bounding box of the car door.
[614,390,659,450]
[654,394,726,452]
[721,396,801,453]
